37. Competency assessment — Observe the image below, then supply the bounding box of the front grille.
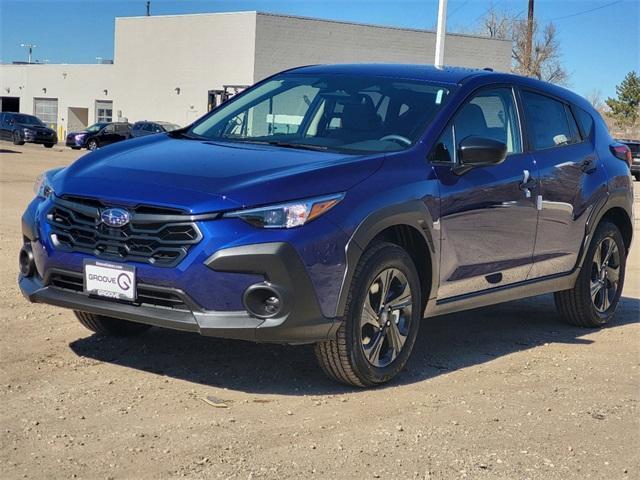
[46,196,202,267]
[49,272,190,311]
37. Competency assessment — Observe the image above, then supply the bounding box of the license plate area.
[84,260,136,301]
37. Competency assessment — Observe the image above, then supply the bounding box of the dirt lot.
[1,142,638,480]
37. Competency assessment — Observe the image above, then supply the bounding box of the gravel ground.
[1,142,638,480]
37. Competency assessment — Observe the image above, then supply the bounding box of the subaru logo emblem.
[100,208,130,227]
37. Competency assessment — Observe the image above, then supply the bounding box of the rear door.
[432,86,539,299]
[520,90,607,278]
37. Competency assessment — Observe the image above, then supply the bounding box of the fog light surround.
[243,284,285,319]
[19,244,35,277]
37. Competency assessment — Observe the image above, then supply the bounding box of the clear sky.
[1,0,638,99]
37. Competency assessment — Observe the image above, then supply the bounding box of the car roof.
[286,63,491,85]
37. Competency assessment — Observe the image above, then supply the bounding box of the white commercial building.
[0,11,511,138]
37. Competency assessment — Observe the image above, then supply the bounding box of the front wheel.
[315,242,422,387]
[74,311,151,336]
[87,139,98,151]
[554,221,626,327]
[12,131,25,145]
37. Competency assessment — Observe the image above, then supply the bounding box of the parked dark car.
[0,112,57,148]
[131,121,181,138]
[617,138,640,180]
[65,123,109,149]
[19,65,634,387]
[73,122,132,151]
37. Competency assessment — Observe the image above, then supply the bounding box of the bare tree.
[480,5,569,85]
[586,89,604,110]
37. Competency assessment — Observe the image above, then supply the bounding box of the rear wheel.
[634,172,640,182]
[315,242,422,387]
[12,131,24,145]
[554,221,626,327]
[44,143,54,148]
[74,311,151,336]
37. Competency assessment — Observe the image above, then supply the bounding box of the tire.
[315,242,422,387]
[74,311,151,336]
[634,173,640,182]
[71,147,81,150]
[12,131,25,146]
[44,143,54,148]
[87,139,98,151]
[554,221,626,327]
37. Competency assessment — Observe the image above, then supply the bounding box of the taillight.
[610,143,632,167]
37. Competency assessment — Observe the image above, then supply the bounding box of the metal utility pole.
[20,43,36,63]
[524,0,534,75]
[434,0,448,67]
[146,1,151,16]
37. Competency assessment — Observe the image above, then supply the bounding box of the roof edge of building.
[114,10,509,44]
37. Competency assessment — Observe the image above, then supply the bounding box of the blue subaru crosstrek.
[19,65,634,386]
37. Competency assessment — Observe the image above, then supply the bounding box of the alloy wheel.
[360,268,413,368]
[590,236,621,313]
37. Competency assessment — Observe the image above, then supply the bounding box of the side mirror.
[453,136,507,175]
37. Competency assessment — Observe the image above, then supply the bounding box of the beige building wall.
[112,12,257,126]
[0,64,115,136]
[253,13,511,82]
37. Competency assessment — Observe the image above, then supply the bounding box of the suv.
[0,112,57,148]
[81,122,132,150]
[617,138,640,180]
[131,121,181,138]
[19,65,634,387]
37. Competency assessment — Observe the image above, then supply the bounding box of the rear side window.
[574,107,595,139]
[522,91,577,149]
[132,123,142,130]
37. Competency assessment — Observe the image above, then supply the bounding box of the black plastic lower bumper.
[19,242,340,344]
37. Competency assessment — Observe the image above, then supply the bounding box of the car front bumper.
[19,240,341,344]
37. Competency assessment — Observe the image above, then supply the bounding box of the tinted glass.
[453,87,521,154]
[12,114,44,126]
[132,123,143,130]
[430,125,455,163]
[190,74,451,153]
[522,91,574,149]
[574,107,595,139]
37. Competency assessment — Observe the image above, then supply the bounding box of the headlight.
[33,172,55,199]
[224,193,344,228]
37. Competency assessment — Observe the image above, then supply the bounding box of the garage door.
[34,98,58,130]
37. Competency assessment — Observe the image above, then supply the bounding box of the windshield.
[85,123,107,133]
[14,114,44,126]
[190,74,451,153]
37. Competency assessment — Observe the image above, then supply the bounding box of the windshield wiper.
[169,129,206,140]
[263,140,328,151]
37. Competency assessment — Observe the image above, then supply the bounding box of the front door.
[432,87,538,299]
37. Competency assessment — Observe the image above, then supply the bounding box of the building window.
[33,98,58,130]
[96,100,113,123]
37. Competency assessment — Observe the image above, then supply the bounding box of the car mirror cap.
[453,136,507,174]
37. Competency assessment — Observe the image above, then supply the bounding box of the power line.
[550,0,622,21]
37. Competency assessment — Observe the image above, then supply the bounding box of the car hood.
[52,135,384,214]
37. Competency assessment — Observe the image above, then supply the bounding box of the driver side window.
[431,87,521,163]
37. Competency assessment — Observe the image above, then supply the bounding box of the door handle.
[519,169,536,198]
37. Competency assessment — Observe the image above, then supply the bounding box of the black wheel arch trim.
[580,188,633,268]
[335,200,439,317]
